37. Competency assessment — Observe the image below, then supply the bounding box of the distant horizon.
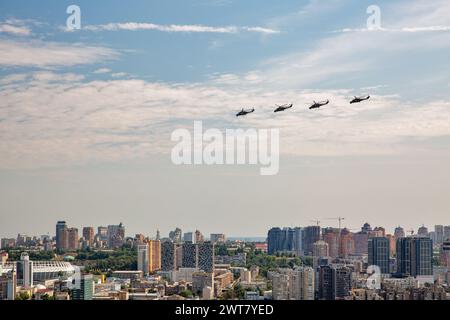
[1,1,450,239]
[1,219,447,241]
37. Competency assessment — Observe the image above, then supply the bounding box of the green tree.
[15,292,30,300]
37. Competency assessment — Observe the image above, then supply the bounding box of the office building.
[72,274,93,300]
[267,227,297,255]
[368,237,390,274]
[396,237,433,277]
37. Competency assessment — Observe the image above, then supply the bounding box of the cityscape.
[1,1,450,315]
[1,220,450,301]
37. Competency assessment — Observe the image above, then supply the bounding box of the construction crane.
[326,217,346,230]
[310,220,321,226]
[406,229,414,235]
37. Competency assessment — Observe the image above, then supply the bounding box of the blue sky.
[1,0,450,237]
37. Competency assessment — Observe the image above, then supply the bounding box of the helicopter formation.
[236,95,370,117]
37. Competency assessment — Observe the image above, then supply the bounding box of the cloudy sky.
[1,0,450,238]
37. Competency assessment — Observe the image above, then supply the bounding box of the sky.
[0,0,450,238]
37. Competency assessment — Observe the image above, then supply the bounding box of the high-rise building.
[396,237,433,277]
[1,238,16,249]
[82,227,94,247]
[313,240,329,257]
[210,234,226,244]
[137,244,149,275]
[353,232,369,256]
[56,221,68,251]
[386,234,396,257]
[318,265,333,300]
[195,230,204,244]
[312,240,329,269]
[67,228,79,251]
[323,228,340,258]
[137,240,161,274]
[183,232,194,243]
[97,226,108,241]
[161,241,177,272]
[16,252,33,287]
[270,271,290,300]
[148,240,161,273]
[368,237,390,274]
[339,228,355,258]
[107,223,125,249]
[290,267,315,300]
[303,226,321,256]
[169,228,182,243]
[369,227,385,238]
[444,226,450,240]
[434,225,444,245]
[198,242,215,273]
[192,271,214,295]
[267,227,296,255]
[0,267,16,300]
[72,274,93,300]
[182,242,198,268]
[318,265,352,300]
[175,245,183,269]
[394,226,405,239]
[417,225,429,237]
[353,223,371,256]
[439,239,450,268]
[293,227,303,257]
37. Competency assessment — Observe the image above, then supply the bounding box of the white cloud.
[0,24,31,36]
[111,72,130,78]
[93,68,112,74]
[1,72,450,169]
[0,39,119,68]
[82,22,279,34]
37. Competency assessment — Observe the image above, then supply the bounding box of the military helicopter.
[274,103,293,113]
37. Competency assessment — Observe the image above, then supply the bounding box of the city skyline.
[1,1,450,243]
[2,219,449,241]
